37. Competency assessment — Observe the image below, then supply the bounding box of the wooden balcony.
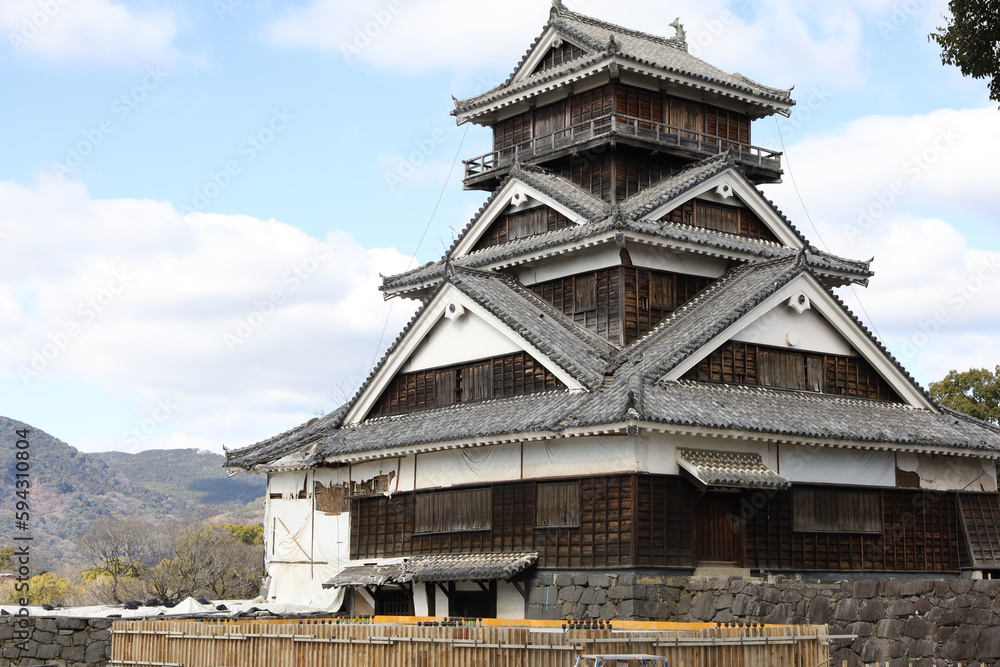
[463,114,783,189]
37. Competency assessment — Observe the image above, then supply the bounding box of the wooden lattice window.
[535,481,581,528]
[792,488,883,533]
[415,487,492,534]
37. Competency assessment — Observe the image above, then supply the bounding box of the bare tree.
[76,518,159,604]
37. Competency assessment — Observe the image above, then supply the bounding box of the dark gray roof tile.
[455,9,793,118]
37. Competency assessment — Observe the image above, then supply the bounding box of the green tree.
[0,547,13,570]
[4,572,78,606]
[220,524,264,545]
[929,365,1000,424]
[929,0,1000,103]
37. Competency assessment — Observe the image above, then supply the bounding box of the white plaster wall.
[779,445,895,487]
[396,455,417,493]
[914,454,998,492]
[415,444,522,489]
[497,581,525,620]
[640,432,779,476]
[514,243,728,286]
[413,585,430,617]
[626,244,728,278]
[403,311,522,373]
[514,244,623,285]
[732,302,856,356]
[354,588,375,615]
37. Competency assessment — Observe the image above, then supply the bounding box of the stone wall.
[0,616,111,667]
[526,572,1000,666]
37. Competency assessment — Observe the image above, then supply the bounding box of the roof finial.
[669,18,687,48]
[607,34,620,55]
[551,0,564,16]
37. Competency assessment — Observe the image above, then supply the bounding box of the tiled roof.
[643,381,1000,452]
[455,8,793,118]
[323,553,539,588]
[306,390,593,464]
[449,268,615,389]
[323,563,404,588]
[381,157,871,297]
[513,163,611,221]
[227,256,1000,471]
[399,552,539,583]
[677,449,790,490]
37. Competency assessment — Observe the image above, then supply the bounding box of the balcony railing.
[464,113,782,181]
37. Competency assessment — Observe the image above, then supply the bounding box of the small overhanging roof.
[324,563,404,588]
[453,8,794,124]
[677,449,789,490]
[323,553,539,588]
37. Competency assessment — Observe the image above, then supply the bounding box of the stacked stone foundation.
[0,616,111,667]
[526,572,1000,666]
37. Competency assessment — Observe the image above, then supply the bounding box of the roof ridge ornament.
[551,0,564,18]
[607,34,620,55]
[669,17,688,50]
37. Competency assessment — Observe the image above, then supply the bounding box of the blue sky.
[1,0,998,454]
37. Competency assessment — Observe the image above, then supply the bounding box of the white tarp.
[522,437,639,479]
[0,596,347,619]
[915,454,997,492]
[415,443,522,488]
[312,511,351,569]
[350,459,400,494]
[269,471,307,499]
[779,444,895,487]
[313,467,349,487]
[270,499,313,561]
[266,562,345,611]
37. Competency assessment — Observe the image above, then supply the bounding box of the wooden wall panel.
[370,352,564,419]
[744,487,959,572]
[531,267,710,346]
[634,475,697,567]
[473,206,574,251]
[531,41,586,76]
[683,343,903,403]
[660,200,780,243]
[352,475,646,569]
[493,114,532,153]
[570,84,616,125]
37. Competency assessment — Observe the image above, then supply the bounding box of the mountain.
[0,417,265,569]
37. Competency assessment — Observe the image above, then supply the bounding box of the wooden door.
[694,493,744,565]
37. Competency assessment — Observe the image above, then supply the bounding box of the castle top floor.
[452,6,796,190]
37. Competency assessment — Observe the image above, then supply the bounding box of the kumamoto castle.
[225,5,1000,621]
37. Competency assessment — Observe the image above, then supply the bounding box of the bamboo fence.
[111,618,834,667]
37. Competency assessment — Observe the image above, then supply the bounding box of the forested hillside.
[0,417,264,568]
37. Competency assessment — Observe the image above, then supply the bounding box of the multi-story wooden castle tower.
[226,6,1000,620]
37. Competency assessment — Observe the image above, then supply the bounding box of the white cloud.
[1,0,177,64]
[261,0,889,90]
[0,178,416,453]
[759,106,1000,387]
